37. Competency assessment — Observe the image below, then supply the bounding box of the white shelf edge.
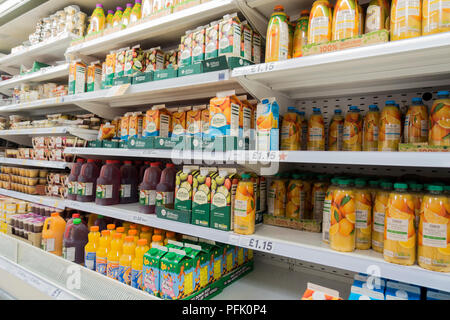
[0,188,64,209]
[0,157,70,169]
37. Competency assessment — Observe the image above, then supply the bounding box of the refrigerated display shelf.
[0,188,64,209]
[0,127,98,146]
[0,157,71,169]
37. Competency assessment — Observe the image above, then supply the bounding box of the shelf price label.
[248,151,279,163]
[132,215,150,224]
[239,236,274,253]
[233,62,275,76]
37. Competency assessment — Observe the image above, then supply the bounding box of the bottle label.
[385,123,401,140]
[234,199,249,217]
[96,184,113,199]
[85,252,96,270]
[356,209,369,228]
[267,188,275,215]
[313,191,326,220]
[42,238,55,252]
[139,189,156,205]
[309,127,323,141]
[366,5,381,33]
[373,211,385,233]
[107,261,120,280]
[156,191,174,206]
[310,16,330,36]
[78,182,93,196]
[63,246,76,262]
[335,9,356,31]
[423,222,447,248]
[120,184,131,198]
[131,268,143,289]
[68,181,78,195]
[322,199,332,242]
[96,256,107,275]
[118,265,131,285]
[386,217,409,241]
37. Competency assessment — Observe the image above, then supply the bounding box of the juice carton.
[205,21,220,59]
[174,165,200,211]
[352,273,386,294]
[101,61,107,89]
[142,244,168,297]
[192,167,218,227]
[219,13,241,58]
[209,91,242,137]
[171,106,191,138]
[182,245,202,292]
[145,47,165,72]
[165,239,184,250]
[160,248,194,299]
[105,52,116,87]
[69,60,86,95]
[86,61,102,92]
[192,26,206,63]
[144,105,172,137]
[385,280,421,300]
[179,30,193,67]
[124,45,146,76]
[302,283,342,300]
[222,244,237,274]
[256,98,280,151]
[164,50,178,69]
[210,168,239,231]
[115,47,129,78]
[201,108,210,138]
[237,95,253,139]
[198,239,223,282]
[128,112,145,139]
[120,112,132,141]
[186,105,207,136]
[252,31,262,64]
[240,21,253,61]
[348,286,385,300]
[185,242,213,289]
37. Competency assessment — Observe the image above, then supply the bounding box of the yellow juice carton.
[219,13,241,58]
[121,112,132,141]
[256,98,279,151]
[240,21,253,61]
[205,21,220,60]
[209,91,242,137]
[192,26,206,63]
[186,105,206,136]
[237,95,253,139]
[69,60,86,95]
[86,61,102,92]
[171,106,191,138]
[128,112,145,139]
[144,105,172,137]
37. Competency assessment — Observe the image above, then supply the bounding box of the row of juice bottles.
[266,0,450,62]
[281,93,450,151]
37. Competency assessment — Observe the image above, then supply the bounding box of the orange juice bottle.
[234,173,256,235]
[107,233,123,280]
[429,91,450,146]
[118,236,136,285]
[131,239,149,290]
[410,183,424,230]
[96,230,110,275]
[88,4,106,34]
[423,0,450,35]
[404,97,428,143]
[286,174,306,220]
[390,0,422,41]
[384,183,416,265]
[418,185,450,272]
[329,179,356,252]
[308,0,333,44]
[292,10,309,58]
[281,107,302,150]
[379,100,401,151]
[140,226,153,244]
[42,212,67,256]
[323,177,340,243]
[151,234,164,248]
[84,226,100,271]
[328,109,344,151]
[312,175,330,220]
[368,179,380,202]
[332,0,360,40]
[107,223,116,237]
[106,10,114,29]
[365,0,388,33]
[265,5,290,62]
[372,181,392,252]
[354,179,372,250]
[267,173,286,217]
[343,106,363,151]
[363,105,380,151]
[307,107,325,150]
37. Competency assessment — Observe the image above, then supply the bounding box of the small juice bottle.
[234,173,256,235]
[404,97,428,143]
[354,179,372,250]
[139,226,153,244]
[297,111,308,150]
[307,107,325,151]
[130,0,142,24]
[372,181,392,252]
[308,0,333,44]
[107,233,123,280]
[84,226,100,270]
[328,109,344,151]
[378,100,401,151]
[128,229,139,245]
[106,10,114,28]
[423,0,450,35]
[281,107,302,150]
[312,175,329,221]
[118,236,136,285]
[329,179,356,252]
[390,0,422,41]
[96,230,110,275]
[292,10,309,58]
[363,105,380,151]
[88,4,106,34]
[332,0,360,40]
[265,5,290,62]
[343,106,363,151]
[410,183,424,230]
[151,234,164,248]
[286,174,306,220]
[121,3,133,26]
[112,7,124,27]
[116,226,126,240]
[429,91,450,146]
[131,239,149,290]
[267,173,287,217]
[384,183,416,265]
[107,224,116,237]
[418,185,450,272]
[323,177,339,244]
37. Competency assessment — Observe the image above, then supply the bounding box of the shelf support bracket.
[235,0,269,38]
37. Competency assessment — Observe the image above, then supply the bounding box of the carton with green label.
[192,167,218,227]
[222,244,237,274]
[199,239,223,283]
[142,245,168,297]
[182,245,202,292]
[160,249,194,300]
[174,165,199,211]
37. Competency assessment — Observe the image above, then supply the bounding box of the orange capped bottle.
[265,5,290,62]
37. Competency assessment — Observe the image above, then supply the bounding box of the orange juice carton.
[160,248,194,299]
[105,52,116,87]
[209,90,242,137]
[205,21,220,59]
[171,106,191,138]
[201,107,210,138]
[210,168,239,231]
[192,26,206,63]
[385,280,421,300]
[192,167,218,227]
[197,239,221,283]
[142,244,168,297]
[237,95,253,139]
[256,97,280,151]
[115,47,129,78]
[69,60,86,95]
[219,13,241,58]
[187,105,207,136]
[164,49,178,69]
[252,31,262,64]
[174,165,200,211]
[222,244,238,274]
[349,273,386,300]
[184,242,209,289]
[240,21,253,61]
[86,61,102,92]
[120,112,133,141]
[145,47,165,72]
[124,45,146,76]
[179,30,194,67]
[144,104,172,137]
[348,286,385,300]
[301,283,342,300]
[128,112,145,139]
[181,244,202,292]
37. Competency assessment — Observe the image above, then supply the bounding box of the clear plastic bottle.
[118,236,136,285]
[234,173,256,235]
[343,106,363,151]
[332,0,360,40]
[372,181,392,252]
[308,0,333,44]
[354,179,372,250]
[429,91,450,146]
[88,4,106,34]
[379,100,401,151]
[292,10,309,58]
[404,97,428,143]
[322,177,339,244]
[328,109,344,151]
[155,163,177,207]
[281,106,302,150]
[363,105,380,151]
[112,7,124,27]
[390,0,422,41]
[130,0,142,24]
[265,5,290,62]
[307,107,325,151]
[106,10,114,29]
[121,3,133,26]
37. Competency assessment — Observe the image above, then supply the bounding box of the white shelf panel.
[0,188,64,209]
[0,127,98,145]
[0,157,70,169]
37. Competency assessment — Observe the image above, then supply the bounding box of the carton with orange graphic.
[186,105,206,136]
[209,91,242,137]
[160,248,194,299]
[128,112,145,139]
[172,107,191,138]
[256,98,279,151]
[121,112,132,141]
[144,105,172,137]
[237,95,253,139]
[234,173,255,235]
[201,108,210,138]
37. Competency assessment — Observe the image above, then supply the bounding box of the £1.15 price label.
[239,237,274,253]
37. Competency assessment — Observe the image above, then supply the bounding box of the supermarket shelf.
[0,157,70,169]
[0,127,98,145]
[0,188,64,209]
[232,32,450,100]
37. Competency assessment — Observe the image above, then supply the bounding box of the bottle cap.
[240,173,251,179]
[394,183,408,190]
[437,91,449,97]
[334,109,342,114]
[73,218,81,225]
[166,163,175,167]
[386,100,396,105]
[107,224,115,230]
[355,179,366,187]
[87,159,96,163]
[411,97,423,104]
[128,229,138,236]
[349,106,359,111]
[151,163,160,167]
[91,226,99,232]
[287,106,297,112]
[76,158,85,163]
[152,235,163,241]
[381,182,393,189]
[116,6,123,11]
[113,233,122,239]
[369,104,379,111]
[166,231,176,238]
[313,107,321,113]
[126,3,133,7]
[137,239,147,246]
[184,247,192,254]
[106,160,114,164]
[428,185,444,192]
[166,252,176,260]
[51,212,59,217]
[101,230,110,236]
[301,10,309,15]
[72,213,80,218]
[141,226,151,232]
[116,227,125,233]
[125,236,134,242]
[124,160,133,164]
[96,4,103,7]
[274,5,285,11]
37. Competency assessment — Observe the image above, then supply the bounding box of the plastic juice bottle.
[88,4,106,34]
[128,229,139,244]
[328,109,344,151]
[308,0,333,44]
[429,91,450,146]
[151,234,164,248]
[332,0,360,40]
[267,173,286,217]
[42,212,66,256]
[96,230,110,275]
[234,173,256,235]
[404,97,428,143]
[390,0,422,41]
[285,174,304,220]
[343,106,363,151]
[156,163,177,207]
[410,183,424,230]
[329,179,356,252]
[107,224,116,237]
[365,0,388,33]
[131,238,149,290]
[372,181,392,252]
[322,177,339,244]
[94,215,107,232]
[139,161,150,183]
[120,161,139,204]
[358,4,364,34]
[129,0,142,24]
[63,218,89,264]
[139,163,162,214]
[118,236,136,285]
[281,107,302,150]
[112,7,124,27]
[379,100,402,151]
[384,183,416,265]
[292,10,310,58]
[418,185,450,272]
[302,172,314,218]
[116,227,126,240]
[107,233,123,280]
[164,231,177,245]
[423,0,450,35]
[363,105,380,151]
[106,10,114,28]
[354,179,372,250]
[67,159,85,201]
[312,175,330,221]
[140,226,153,244]
[122,3,133,26]
[307,107,325,151]
[77,159,100,202]
[96,160,121,206]
[288,17,295,59]
[84,226,100,270]
[265,5,290,62]
[297,111,308,150]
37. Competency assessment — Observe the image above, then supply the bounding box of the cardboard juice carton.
[201,108,210,138]
[192,167,218,227]
[210,168,239,231]
[205,21,220,59]
[179,30,193,67]
[142,244,168,297]
[182,245,202,292]
[348,286,385,300]
[145,47,165,72]
[115,47,129,78]
[192,26,206,63]
[198,240,223,282]
[256,97,279,151]
[124,45,146,76]
[160,248,193,299]
[219,13,241,58]
[385,280,421,300]
[209,91,242,138]
[184,242,212,289]
[302,283,342,300]
[237,95,253,139]
[240,21,253,61]
[186,105,206,136]
[101,61,107,89]
[171,107,191,138]
[69,60,86,95]
[105,52,116,87]
[128,112,145,139]
[121,112,132,141]
[252,31,262,64]
[174,165,200,211]
[165,239,184,250]
[86,61,102,92]
[236,246,245,266]
[222,244,237,274]
[144,105,172,137]
[164,49,178,69]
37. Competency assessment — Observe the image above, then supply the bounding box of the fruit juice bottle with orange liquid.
[297,111,308,150]
[372,181,392,252]
[354,179,372,250]
[379,100,401,151]
[286,174,306,220]
[363,105,380,151]
[404,97,428,143]
[368,179,380,202]
[328,109,344,151]
[308,0,333,44]
[343,106,363,151]
[322,177,340,244]
[88,4,106,34]
[332,0,360,40]
[106,10,114,29]
[410,183,424,230]
[281,107,302,150]
[365,0,389,33]
[422,0,450,35]
[292,10,309,58]
[312,175,330,221]
[429,91,450,146]
[265,5,290,62]
[307,107,325,151]
[234,173,255,235]
[390,0,422,41]
[329,179,356,252]
[303,172,315,219]
[384,183,416,265]
[418,185,450,272]
[267,173,286,217]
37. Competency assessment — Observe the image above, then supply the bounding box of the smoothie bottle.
[129,0,142,24]
[267,173,286,217]
[292,10,309,58]
[372,181,392,252]
[308,0,333,44]
[286,174,306,220]
[107,233,123,280]
[390,0,422,41]
[234,173,256,235]
[363,105,380,151]
[280,107,302,150]
[322,177,339,244]
[343,106,363,151]
[155,163,177,207]
[429,91,450,146]
[118,236,136,285]
[265,5,290,62]
[84,226,100,270]
[307,107,325,151]
[42,212,66,256]
[88,4,106,34]
[96,160,121,206]
[112,7,124,27]
[96,230,110,275]
[63,218,89,264]
[404,97,428,143]
[67,159,85,200]
[328,109,344,151]
[423,0,450,35]
[354,179,372,250]
[106,10,114,29]
[121,3,133,26]
[131,239,149,290]
[332,0,360,40]
[379,100,401,151]
[77,159,100,202]
[120,161,139,204]
[139,163,162,214]
[94,215,107,231]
